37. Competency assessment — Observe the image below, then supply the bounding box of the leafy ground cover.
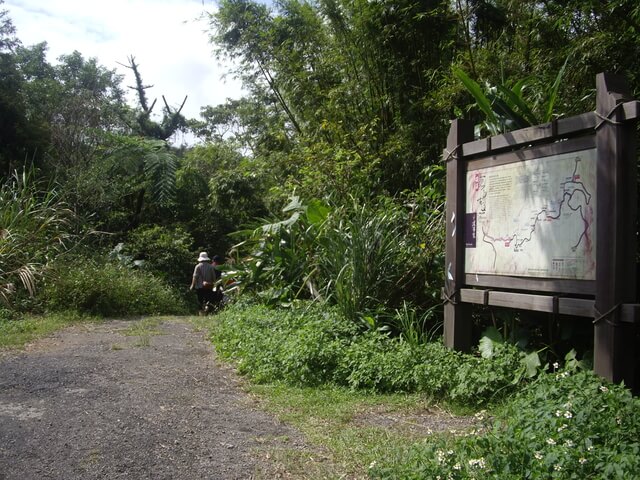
[201,302,640,479]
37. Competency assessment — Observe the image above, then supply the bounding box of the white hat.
[197,252,210,262]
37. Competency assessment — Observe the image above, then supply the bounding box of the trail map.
[465,149,597,280]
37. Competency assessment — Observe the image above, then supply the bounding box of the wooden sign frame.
[443,73,640,390]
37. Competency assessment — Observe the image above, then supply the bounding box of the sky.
[4,0,246,124]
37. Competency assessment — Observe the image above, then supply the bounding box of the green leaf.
[522,351,541,378]
[543,56,569,122]
[305,199,330,225]
[479,326,504,359]
[496,84,538,125]
[453,66,499,126]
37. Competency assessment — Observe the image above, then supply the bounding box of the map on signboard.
[465,148,596,280]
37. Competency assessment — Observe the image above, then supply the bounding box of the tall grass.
[0,169,74,308]
[318,203,406,327]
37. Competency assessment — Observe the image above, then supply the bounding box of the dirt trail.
[0,318,303,480]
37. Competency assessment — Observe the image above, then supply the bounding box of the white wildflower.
[564,411,573,419]
[579,458,588,465]
[564,440,575,447]
[554,464,562,471]
[369,461,377,469]
[534,452,544,460]
[468,458,486,469]
[547,438,557,445]
[555,410,563,417]
[599,385,609,393]
[587,445,594,452]
[557,424,568,432]
[616,417,622,425]
[553,362,560,370]
[453,463,461,471]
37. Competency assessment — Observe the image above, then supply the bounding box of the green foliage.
[113,224,194,287]
[370,363,640,479]
[229,195,330,305]
[453,60,568,136]
[44,257,188,317]
[230,192,445,332]
[210,303,532,404]
[0,168,74,309]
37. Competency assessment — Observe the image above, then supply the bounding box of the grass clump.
[0,311,100,349]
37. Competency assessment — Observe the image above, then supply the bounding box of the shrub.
[114,224,194,288]
[370,367,640,479]
[209,303,530,404]
[335,331,428,392]
[212,302,359,385]
[44,257,188,317]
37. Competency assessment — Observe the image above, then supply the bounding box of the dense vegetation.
[2,0,640,478]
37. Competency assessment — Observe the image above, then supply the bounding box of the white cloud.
[5,0,245,121]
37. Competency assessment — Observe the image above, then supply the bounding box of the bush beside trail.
[211,302,524,406]
[44,258,189,317]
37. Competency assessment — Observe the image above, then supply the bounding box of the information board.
[465,148,597,280]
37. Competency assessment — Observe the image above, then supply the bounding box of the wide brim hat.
[197,252,210,262]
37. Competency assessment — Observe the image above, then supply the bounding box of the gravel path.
[0,318,303,480]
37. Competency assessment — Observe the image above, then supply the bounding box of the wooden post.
[444,119,474,352]
[594,73,638,389]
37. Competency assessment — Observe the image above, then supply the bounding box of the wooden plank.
[459,289,486,304]
[621,304,640,323]
[557,112,596,136]
[459,289,595,317]
[491,122,554,150]
[462,138,489,157]
[623,100,640,121]
[594,73,638,388]
[465,273,595,296]
[444,119,475,352]
[457,113,597,162]
[467,136,595,172]
[561,297,596,317]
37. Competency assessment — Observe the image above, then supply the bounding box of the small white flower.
[564,440,575,447]
[579,458,588,465]
[453,463,461,470]
[616,417,622,425]
[563,401,573,409]
[557,424,568,432]
[555,410,563,417]
[468,458,486,469]
[564,411,573,419]
[587,445,594,452]
[534,452,544,460]
[599,385,609,393]
[368,461,377,469]
[554,464,562,471]
[553,362,560,370]
[547,438,557,445]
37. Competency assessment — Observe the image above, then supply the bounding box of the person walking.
[190,252,217,311]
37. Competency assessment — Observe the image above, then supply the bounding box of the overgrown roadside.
[0,317,307,480]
